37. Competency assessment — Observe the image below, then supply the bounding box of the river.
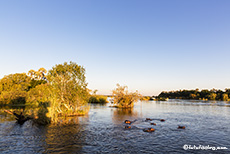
[0,99,230,153]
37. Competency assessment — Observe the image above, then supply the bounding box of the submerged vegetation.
[158,89,230,101]
[112,84,141,108]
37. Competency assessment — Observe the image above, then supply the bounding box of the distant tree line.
[158,89,230,101]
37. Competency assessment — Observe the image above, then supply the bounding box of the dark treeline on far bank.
[158,89,230,101]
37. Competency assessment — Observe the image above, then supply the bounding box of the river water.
[0,100,230,153]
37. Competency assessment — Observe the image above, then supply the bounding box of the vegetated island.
[0,61,140,126]
[0,61,90,125]
[157,89,230,101]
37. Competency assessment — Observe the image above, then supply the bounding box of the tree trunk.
[4,110,32,125]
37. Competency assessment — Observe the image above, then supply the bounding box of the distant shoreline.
[157,89,230,101]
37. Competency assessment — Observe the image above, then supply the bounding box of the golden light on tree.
[112,84,141,108]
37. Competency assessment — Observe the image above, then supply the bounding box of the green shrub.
[112,84,140,108]
[89,95,108,104]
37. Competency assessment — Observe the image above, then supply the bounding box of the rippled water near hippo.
[1,100,230,153]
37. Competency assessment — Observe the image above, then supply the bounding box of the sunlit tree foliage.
[222,93,229,101]
[112,84,140,108]
[45,61,90,121]
[0,73,31,104]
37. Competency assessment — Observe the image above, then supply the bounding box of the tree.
[189,93,197,99]
[112,84,140,108]
[0,73,31,104]
[46,61,90,121]
[222,93,229,101]
[27,68,47,90]
[28,69,36,78]
[38,67,47,80]
[26,83,52,125]
[200,89,210,99]
[0,73,31,92]
[28,68,47,80]
[207,93,217,100]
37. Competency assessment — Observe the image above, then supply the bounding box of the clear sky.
[0,0,230,96]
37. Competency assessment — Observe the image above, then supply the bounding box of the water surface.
[0,100,230,153]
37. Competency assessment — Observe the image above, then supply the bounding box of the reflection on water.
[1,100,230,153]
[112,108,139,125]
[113,108,137,116]
[44,123,84,153]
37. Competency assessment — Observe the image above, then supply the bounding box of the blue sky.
[0,0,230,95]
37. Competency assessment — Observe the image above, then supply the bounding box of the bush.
[112,84,140,108]
[89,95,108,104]
[140,96,151,101]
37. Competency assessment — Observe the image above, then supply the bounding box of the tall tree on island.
[46,61,90,122]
